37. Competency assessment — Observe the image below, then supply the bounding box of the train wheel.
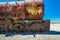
[13,23,26,32]
[29,22,44,32]
[5,19,13,32]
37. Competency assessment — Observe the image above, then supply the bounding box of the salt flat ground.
[0,23,60,40]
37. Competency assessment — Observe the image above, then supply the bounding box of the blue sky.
[43,0,60,22]
[0,0,60,22]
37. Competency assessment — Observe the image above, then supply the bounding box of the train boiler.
[0,0,50,32]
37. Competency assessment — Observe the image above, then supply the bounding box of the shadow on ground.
[0,31,60,37]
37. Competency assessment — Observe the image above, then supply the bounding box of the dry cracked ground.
[0,23,60,40]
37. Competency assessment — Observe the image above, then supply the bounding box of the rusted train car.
[0,0,50,32]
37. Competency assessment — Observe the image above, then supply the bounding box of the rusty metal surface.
[0,1,44,20]
[0,0,50,32]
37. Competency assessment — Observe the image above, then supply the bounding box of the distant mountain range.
[50,22,60,24]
